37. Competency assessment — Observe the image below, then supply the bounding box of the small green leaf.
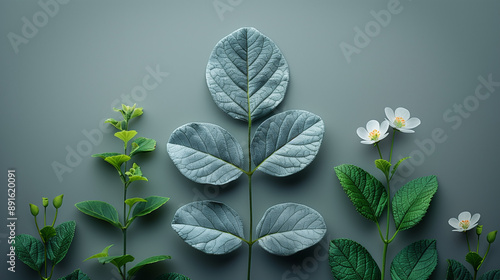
[391,157,410,178]
[130,107,143,119]
[114,130,137,145]
[132,196,169,218]
[392,175,438,231]
[57,269,91,280]
[375,159,391,176]
[105,118,122,130]
[125,197,148,208]
[479,270,500,280]
[76,201,122,229]
[130,137,156,157]
[128,255,171,276]
[14,234,45,272]
[446,259,472,280]
[92,152,121,159]
[125,163,148,183]
[104,155,131,172]
[390,239,438,280]
[154,273,191,280]
[329,238,381,280]
[99,254,135,269]
[465,252,483,271]
[334,164,388,222]
[40,225,57,242]
[47,221,76,265]
[84,244,113,261]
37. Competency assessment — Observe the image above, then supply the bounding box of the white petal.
[448,218,459,228]
[357,127,369,140]
[398,128,415,133]
[379,132,389,141]
[380,120,389,134]
[469,223,479,230]
[395,107,410,120]
[470,213,480,225]
[361,140,375,145]
[405,117,421,129]
[366,120,380,132]
[452,228,465,232]
[385,107,395,121]
[458,211,471,222]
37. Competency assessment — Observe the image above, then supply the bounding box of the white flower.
[448,211,480,232]
[356,120,389,145]
[385,107,421,133]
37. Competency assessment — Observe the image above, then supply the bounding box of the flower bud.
[30,203,39,216]
[487,230,497,244]
[42,197,49,207]
[53,194,64,209]
[476,225,483,235]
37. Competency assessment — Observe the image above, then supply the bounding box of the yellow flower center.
[369,129,380,141]
[394,117,406,128]
[459,220,470,230]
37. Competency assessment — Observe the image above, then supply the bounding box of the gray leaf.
[251,110,324,176]
[167,123,244,185]
[171,201,245,255]
[256,203,326,256]
[206,27,289,122]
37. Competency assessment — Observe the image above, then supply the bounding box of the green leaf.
[391,157,410,178]
[465,252,483,271]
[76,201,122,229]
[329,238,381,280]
[99,254,134,269]
[114,130,137,145]
[14,234,44,272]
[334,164,388,222]
[104,155,131,172]
[390,239,438,280]
[125,163,148,183]
[132,196,169,218]
[47,221,76,265]
[446,259,472,280]
[40,225,57,242]
[375,159,391,176]
[57,269,91,280]
[479,270,500,280]
[105,118,122,130]
[92,152,122,159]
[392,175,438,231]
[125,197,148,208]
[84,244,113,261]
[130,107,143,119]
[154,273,191,280]
[130,137,156,157]
[128,255,172,276]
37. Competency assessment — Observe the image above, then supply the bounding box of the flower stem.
[376,143,383,160]
[466,231,471,252]
[389,129,397,163]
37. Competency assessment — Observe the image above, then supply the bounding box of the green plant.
[446,211,499,280]
[167,27,326,280]
[15,195,89,280]
[331,107,438,280]
[75,104,189,280]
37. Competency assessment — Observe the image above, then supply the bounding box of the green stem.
[376,143,383,160]
[473,269,477,280]
[44,207,47,227]
[477,233,480,253]
[466,231,471,252]
[51,208,58,227]
[389,129,396,163]
[478,243,491,270]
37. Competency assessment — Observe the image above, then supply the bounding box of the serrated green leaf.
[57,269,91,280]
[392,176,438,231]
[14,234,44,272]
[76,201,122,229]
[130,137,156,157]
[92,152,121,159]
[125,197,147,208]
[334,164,388,222]
[125,163,148,183]
[390,239,438,280]
[446,259,472,280]
[99,254,134,269]
[104,155,131,172]
[153,273,191,280]
[114,130,137,145]
[375,159,391,176]
[465,252,483,271]
[391,157,410,179]
[479,270,500,280]
[40,225,57,242]
[128,255,171,277]
[329,238,381,280]
[84,244,113,261]
[105,118,122,130]
[47,221,76,265]
[132,196,169,218]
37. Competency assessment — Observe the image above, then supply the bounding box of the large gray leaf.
[171,201,245,255]
[256,203,326,256]
[251,110,324,176]
[206,27,289,122]
[167,123,244,185]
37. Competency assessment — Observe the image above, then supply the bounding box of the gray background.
[1,0,500,279]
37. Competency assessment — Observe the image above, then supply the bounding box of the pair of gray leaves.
[166,27,326,256]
